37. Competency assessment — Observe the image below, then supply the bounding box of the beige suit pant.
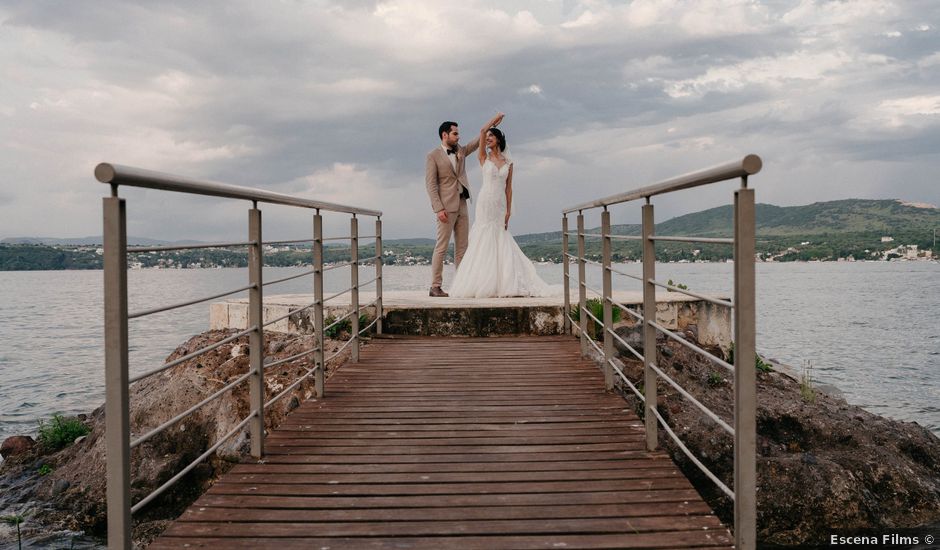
[431,198,469,288]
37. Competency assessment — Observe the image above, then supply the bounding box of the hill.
[2,199,936,269]
[656,199,940,237]
[512,199,938,263]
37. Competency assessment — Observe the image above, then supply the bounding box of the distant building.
[881,236,894,242]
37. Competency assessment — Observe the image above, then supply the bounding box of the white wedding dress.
[448,157,551,298]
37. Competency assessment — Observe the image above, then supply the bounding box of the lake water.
[1,262,938,445]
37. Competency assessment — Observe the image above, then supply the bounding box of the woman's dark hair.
[487,127,506,151]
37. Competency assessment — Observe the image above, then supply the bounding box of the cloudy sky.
[2,0,938,241]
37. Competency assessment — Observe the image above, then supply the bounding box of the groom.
[425,120,481,297]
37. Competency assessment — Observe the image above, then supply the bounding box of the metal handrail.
[128,326,256,384]
[609,297,645,323]
[648,279,734,308]
[323,287,352,303]
[262,299,317,328]
[606,356,644,401]
[560,155,760,550]
[648,360,734,435]
[604,325,644,362]
[356,255,381,264]
[99,163,385,548]
[607,265,644,282]
[650,236,734,244]
[324,260,355,271]
[324,308,358,333]
[650,405,734,499]
[563,154,761,213]
[131,413,255,513]
[131,369,254,449]
[264,365,319,410]
[128,283,255,319]
[262,238,315,246]
[650,320,735,372]
[265,347,319,370]
[358,317,379,335]
[95,163,381,216]
[129,240,255,253]
[263,268,316,288]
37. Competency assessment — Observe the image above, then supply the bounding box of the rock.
[617,339,940,546]
[269,341,286,354]
[1,435,36,459]
[73,436,87,445]
[0,328,327,548]
[613,326,643,357]
[51,479,70,496]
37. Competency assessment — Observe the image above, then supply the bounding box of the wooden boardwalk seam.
[151,336,732,549]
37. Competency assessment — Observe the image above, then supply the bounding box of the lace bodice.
[475,159,511,226]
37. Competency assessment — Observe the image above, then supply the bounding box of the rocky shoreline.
[3,328,939,548]
[0,329,355,548]
[611,326,940,546]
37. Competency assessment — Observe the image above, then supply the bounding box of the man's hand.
[437,210,448,223]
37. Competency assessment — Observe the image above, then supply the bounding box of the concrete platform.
[211,291,731,346]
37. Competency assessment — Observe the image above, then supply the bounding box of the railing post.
[733,182,757,550]
[247,206,264,458]
[601,209,614,390]
[350,215,360,362]
[577,212,587,356]
[103,194,131,550]
[562,215,571,336]
[375,218,383,334]
[313,212,325,398]
[642,201,658,451]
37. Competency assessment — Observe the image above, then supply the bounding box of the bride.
[448,113,551,298]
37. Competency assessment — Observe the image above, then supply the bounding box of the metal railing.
[95,163,383,549]
[561,154,762,550]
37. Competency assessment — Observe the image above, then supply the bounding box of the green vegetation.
[707,371,724,387]
[1,514,24,550]
[323,313,370,339]
[666,279,689,291]
[37,414,90,452]
[37,463,53,476]
[570,298,622,340]
[2,200,936,270]
[726,342,774,373]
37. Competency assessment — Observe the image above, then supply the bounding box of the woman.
[448,113,551,298]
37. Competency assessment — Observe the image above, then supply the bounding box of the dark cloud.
[2,0,939,242]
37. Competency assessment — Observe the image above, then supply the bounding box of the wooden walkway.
[151,336,732,549]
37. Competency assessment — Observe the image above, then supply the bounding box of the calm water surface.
[1,262,937,444]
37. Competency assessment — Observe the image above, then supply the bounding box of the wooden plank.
[152,336,730,549]
[178,502,712,522]
[164,515,725,537]
[206,478,694,496]
[191,489,705,509]
[150,531,733,550]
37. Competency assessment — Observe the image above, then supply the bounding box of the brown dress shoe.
[429,286,449,297]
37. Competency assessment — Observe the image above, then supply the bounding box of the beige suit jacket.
[425,137,480,213]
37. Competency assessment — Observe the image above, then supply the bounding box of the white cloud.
[1,0,939,241]
[875,95,940,128]
[663,50,855,98]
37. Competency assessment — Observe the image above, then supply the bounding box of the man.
[425,120,482,297]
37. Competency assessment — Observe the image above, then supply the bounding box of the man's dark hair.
[439,121,457,140]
